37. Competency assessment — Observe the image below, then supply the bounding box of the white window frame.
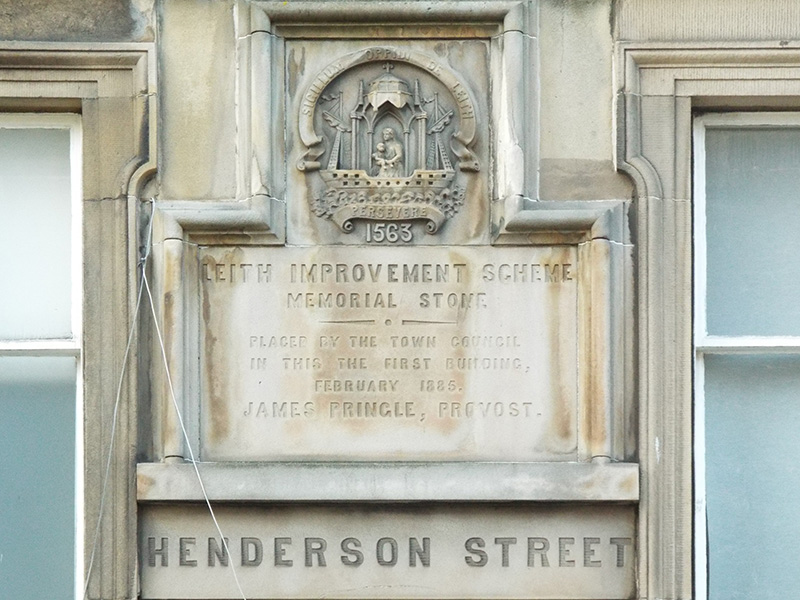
[693,111,800,600]
[0,113,84,598]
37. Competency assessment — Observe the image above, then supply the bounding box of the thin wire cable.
[143,230,247,600]
[82,199,154,599]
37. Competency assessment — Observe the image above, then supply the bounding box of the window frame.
[693,111,800,348]
[0,113,84,351]
[0,113,84,597]
[692,111,800,600]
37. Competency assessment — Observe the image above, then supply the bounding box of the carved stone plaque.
[141,11,639,600]
[199,246,578,461]
[285,40,490,245]
[140,504,635,599]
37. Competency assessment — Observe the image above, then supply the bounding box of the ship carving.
[302,61,476,234]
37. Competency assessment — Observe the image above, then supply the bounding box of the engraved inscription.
[199,246,578,461]
[144,534,632,569]
[140,505,636,599]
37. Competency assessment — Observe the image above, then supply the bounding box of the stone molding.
[155,196,283,244]
[145,2,633,511]
[137,461,639,503]
[496,200,633,468]
[146,197,633,502]
[499,199,626,245]
[615,41,800,600]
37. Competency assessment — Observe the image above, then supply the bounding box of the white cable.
[83,199,154,599]
[143,233,248,600]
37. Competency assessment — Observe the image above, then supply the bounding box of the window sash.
[0,113,82,351]
[694,111,800,347]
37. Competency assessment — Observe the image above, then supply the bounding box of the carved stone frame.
[234,0,539,240]
[615,42,800,600]
[0,43,156,599]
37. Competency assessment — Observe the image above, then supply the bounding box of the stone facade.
[3,0,799,597]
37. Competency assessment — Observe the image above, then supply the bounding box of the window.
[0,114,82,598]
[694,113,800,599]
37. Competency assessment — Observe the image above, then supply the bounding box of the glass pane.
[0,356,76,598]
[0,127,73,339]
[705,354,800,600]
[705,127,800,335]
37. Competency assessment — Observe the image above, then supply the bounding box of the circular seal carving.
[298,47,478,235]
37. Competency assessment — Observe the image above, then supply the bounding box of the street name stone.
[199,246,578,461]
[140,504,635,599]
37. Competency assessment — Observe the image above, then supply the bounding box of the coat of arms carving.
[296,47,480,239]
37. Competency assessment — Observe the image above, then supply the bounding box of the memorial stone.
[140,7,634,599]
[199,245,578,461]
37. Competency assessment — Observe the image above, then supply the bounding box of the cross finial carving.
[382,62,394,73]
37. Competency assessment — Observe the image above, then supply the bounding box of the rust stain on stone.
[287,46,305,99]
[580,244,609,459]
[137,472,154,499]
[586,370,608,456]
[620,471,637,496]
[161,247,178,340]
[201,251,232,445]
[422,249,470,438]
[160,252,179,454]
[545,246,577,454]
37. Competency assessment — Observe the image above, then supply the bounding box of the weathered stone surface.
[539,159,634,200]
[140,503,636,599]
[198,245,578,461]
[540,0,614,163]
[158,0,237,199]
[23,0,800,598]
[0,0,154,42]
[539,1,634,201]
[616,0,800,41]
